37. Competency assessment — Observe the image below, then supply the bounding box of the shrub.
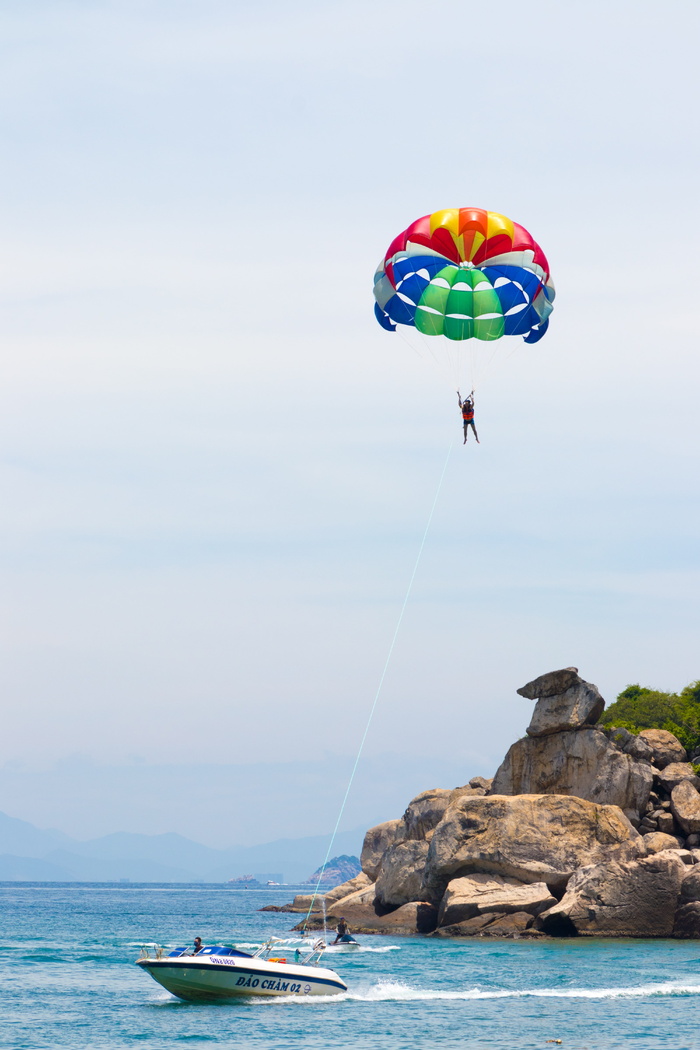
[599,681,700,753]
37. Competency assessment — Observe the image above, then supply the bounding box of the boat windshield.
[139,944,253,961]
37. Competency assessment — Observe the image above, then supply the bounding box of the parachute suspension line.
[301,440,454,929]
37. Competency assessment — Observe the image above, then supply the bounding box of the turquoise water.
[2,884,700,1049]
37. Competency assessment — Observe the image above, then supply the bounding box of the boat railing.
[254,936,327,966]
[137,945,201,960]
[138,945,170,960]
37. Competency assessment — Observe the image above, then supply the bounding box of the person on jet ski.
[332,917,350,944]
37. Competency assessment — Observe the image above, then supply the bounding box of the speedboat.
[137,937,347,1001]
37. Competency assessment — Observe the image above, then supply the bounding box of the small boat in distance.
[137,938,347,1001]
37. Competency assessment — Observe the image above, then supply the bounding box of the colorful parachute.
[373,208,555,343]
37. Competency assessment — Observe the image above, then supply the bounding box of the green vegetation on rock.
[599,681,700,753]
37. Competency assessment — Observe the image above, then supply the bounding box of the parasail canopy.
[373,208,555,344]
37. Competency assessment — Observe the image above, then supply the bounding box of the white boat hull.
[137,954,347,1001]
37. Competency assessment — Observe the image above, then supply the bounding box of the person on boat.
[332,918,349,944]
[192,937,203,954]
[457,390,479,444]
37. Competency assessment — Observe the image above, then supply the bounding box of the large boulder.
[673,866,700,938]
[323,872,372,906]
[325,883,377,918]
[656,763,700,793]
[437,874,556,927]
[517,667,581,699]
[638,729,686,769]
[362,901,437,935]
[278,893,323,914]
[539,851,687,937]
[360,819,405,879]
[374,841,430,909]
[300,890,437,935]
[433,912,537,938]
[403,789,453,841]
[421,794,643,902]
[492,728,652,817]
[525,679,605,737]
[671,781,700,835]
[643,832,684,854]
[604,727,654,763]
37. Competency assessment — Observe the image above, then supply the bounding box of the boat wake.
[257,979,700,1005]
[349,945,401,954]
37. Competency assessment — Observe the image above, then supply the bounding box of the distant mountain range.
[0,811,364,883]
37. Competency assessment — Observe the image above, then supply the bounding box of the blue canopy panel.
[523,317,549,343]
[491,279,529,315]
[374,301,397,331]
[383,291,416,325]
[391,255,451,285]
[382,256,457,328]
[481,265,546,339]
[504,304,541,336]
[481,265,544,301]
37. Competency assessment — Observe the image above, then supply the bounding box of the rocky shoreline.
[269,668,700,939]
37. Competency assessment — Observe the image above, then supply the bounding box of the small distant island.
[301,855,361,886]
[269,668,700,940]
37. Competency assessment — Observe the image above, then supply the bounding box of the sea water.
[2,884,700,1050]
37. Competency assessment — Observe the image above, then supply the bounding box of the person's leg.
[470,421,480,444]
[463,423,468,444]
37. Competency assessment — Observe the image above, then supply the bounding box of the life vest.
[462,404,474,421]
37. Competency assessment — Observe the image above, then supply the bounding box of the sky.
[1,0,699,848]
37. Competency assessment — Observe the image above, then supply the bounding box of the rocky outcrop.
[638,729,687,768]
[437,874,556,927]
[539,851,688,937]
[671,781,700,834]
[273,893,323,914]
[360,819,405,879]
[403,790,454,841]
[268,668,700,942]
[297,886,438,935]
[374,841,430,908]
[520,669,605,737]
[492,728,652,817]
[267,871,372,913]
[433,911,540,938]
[321,884,378,924]
[421,793,643,901]
[323,872,372,906]
[673,866,700,937]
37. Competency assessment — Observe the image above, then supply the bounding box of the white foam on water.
[348,980,700,1003]
[257,979,700,1006]
[355,945,401,954]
